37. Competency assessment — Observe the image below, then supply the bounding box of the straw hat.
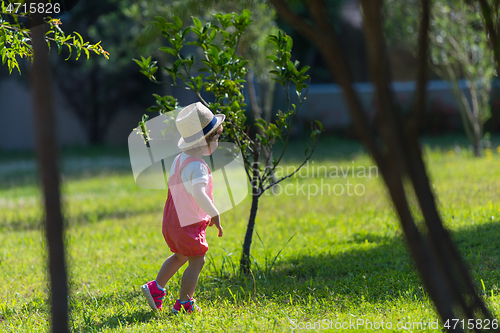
[176,102,225,150]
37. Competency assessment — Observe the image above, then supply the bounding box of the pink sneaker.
[141,280,165,311]
[172,298,202,314]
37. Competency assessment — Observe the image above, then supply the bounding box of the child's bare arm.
[192,183,218,216]
[192,183,223,237]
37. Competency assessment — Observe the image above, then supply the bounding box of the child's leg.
[155,253,188,288]
[179,255,205,302]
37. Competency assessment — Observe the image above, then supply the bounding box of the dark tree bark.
[240,140,261,274]
[478,0,500,78]
[31,25,69,333]
[271,0,495,330]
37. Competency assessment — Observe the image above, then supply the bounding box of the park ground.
[0,134,499,332]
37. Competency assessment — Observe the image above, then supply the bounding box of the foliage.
[126,0,282,139]
[384,0,495,156]
[0,8,108,74]
[134,11,322,193]
[47,0,160,144]
[431,1,494,155]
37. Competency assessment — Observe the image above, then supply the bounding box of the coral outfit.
[162,154,213,256]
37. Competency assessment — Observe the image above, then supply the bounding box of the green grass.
[1,135,500,332]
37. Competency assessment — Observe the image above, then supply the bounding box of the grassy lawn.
[0,135,499,332]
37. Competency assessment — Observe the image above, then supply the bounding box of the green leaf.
[147,106,161,113]
[299,65,310,75]
[210,29,216,40]
[181,27,192,38]
[192,17,202,30]
[155,16,167,27]
[159,46,177,56]
[73,31,84,45]
[314,120,323,131]
[265,55,279,62]
[242,9,251,18]
[286,36,293,51]
[255,122,266,131]
[64,44,72,60]
[173,16,182,29]
[256,118,268,129]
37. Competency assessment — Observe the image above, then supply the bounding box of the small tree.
[134,10,322,274]
[0,8,108,74]
[385,0,495,157]
[430,0,494,157]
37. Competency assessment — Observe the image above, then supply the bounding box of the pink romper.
[162,154,213,256]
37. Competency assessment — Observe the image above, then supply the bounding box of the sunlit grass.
[0,135,499,332]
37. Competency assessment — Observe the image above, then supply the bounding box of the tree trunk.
[471,115,483,157]
[272,0,494,328]
[473,133,482,157]
[31,25,69,333]
[239,189,260,275]
[240,140,261,275]
[477,0,500,75]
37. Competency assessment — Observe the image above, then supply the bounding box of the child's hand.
[209,215,223,237]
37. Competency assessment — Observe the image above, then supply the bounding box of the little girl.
[141,102,224,313]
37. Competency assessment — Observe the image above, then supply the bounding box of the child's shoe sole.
[141,284,158,311]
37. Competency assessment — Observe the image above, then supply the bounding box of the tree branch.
[477,0,500,72]
[261,136,319,192]
[270,0,319,45]
[408,0,430,137]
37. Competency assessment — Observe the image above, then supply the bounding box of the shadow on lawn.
[75,308,154,332]
[204,220,500,307]
[7,223,499,330]
[70,290,157,333]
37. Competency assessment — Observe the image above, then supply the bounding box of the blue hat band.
[183,116,217,143]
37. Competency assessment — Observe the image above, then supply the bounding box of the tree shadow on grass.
[69,290,159,333]
[201,220,500,309]
[8,221,498,330]
[73,308,154,333]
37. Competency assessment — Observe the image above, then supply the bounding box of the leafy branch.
[134,11,323,196]
[0,17,109,74]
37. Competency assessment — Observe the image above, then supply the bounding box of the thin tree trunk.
[240,140,261,274]
[473,132,482,157]
[31,25,69,333]
[478,0,500,73]
[240,189,260,275]
[408,0,430,139]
